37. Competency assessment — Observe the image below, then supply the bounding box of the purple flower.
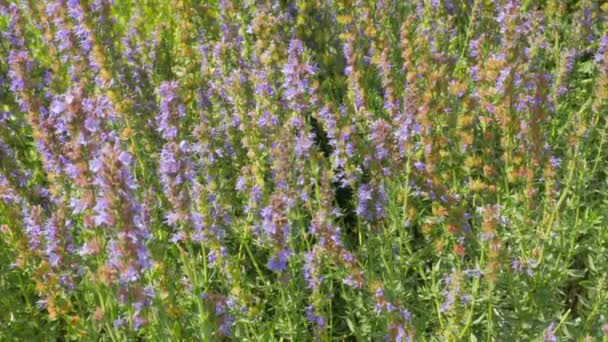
[543,322,557,342]
[496,67,512,94]
[159,141,193,228]
[133,313,146,330]
[369,119,391,161]
[294,132,315,158]
[356,184,373,220]
[470,66,479,82]
[235,176,246,191]
[8,50,28,93]
[401,309,411,321]
[267,249,291,272]
[219,315,233,335]
[305,305,325,327]
[303,251,316,288]
[395,325,406,342]
[36,299,47,310]
[208,250,217,264]
[469,35,484,58]
[113,317,126,329]
[157,81,182,140]
[23,205,44,250]
[44,214,68,268]
[282,38,317,112]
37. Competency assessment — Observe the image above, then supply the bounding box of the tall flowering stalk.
[157,81,194,240]
[90,140,152,329]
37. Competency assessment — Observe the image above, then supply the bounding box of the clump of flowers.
[0,1,607,341]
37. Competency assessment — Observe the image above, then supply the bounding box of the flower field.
[1,0,607,340]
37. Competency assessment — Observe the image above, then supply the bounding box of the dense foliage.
[1,0,607,340]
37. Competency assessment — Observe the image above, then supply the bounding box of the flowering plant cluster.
[1,0,607,340]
